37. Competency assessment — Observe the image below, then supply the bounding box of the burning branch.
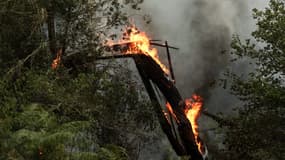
[185,94,205,155]
[106,25,169,74]
[101,25,208,159]
[51,49,62,70]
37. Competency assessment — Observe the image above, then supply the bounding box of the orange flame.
[51,49,62,70]
[166,102,179,122]
[162,110,171,124]
[107,26,169,74]
[185,94,205,154]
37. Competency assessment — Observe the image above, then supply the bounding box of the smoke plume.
[138,0,269,113]
[134,0,269,159]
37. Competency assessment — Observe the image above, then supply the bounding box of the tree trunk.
[46,1,56,55]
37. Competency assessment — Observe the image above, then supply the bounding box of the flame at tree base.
[51,49,62,70]
[165,94,206,156]
[185,94,205,155]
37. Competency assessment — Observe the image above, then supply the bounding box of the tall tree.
[0,0,158,159]
[224,0,285,159]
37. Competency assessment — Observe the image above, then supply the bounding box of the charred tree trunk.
[46,1,56,55]
[134,58,187,156]
[134,55,204,160]
[96,54,206,159]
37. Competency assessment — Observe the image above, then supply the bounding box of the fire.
[185,94,205,154]
[51,49,62,70]
[166,102,179,122]
[107,26,169,74]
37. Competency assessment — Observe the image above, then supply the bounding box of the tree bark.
[46,1,56,55]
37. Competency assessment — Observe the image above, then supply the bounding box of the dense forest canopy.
[0,0,284,160]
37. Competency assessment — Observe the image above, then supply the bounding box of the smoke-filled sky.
[136,0,269,113]
[130,1,270,159]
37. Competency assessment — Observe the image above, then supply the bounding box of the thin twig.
[6,43,47,79]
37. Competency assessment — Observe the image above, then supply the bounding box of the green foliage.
[0,103,87,159]
[0,0,44,69]
[231,0,285,78]
[224,0,285,159]
[0,0,157,159]
[0,103,130,160]
[0,59,156,158]
[70,145,128,160]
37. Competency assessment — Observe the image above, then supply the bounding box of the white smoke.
[134,0,269,159]
[138,0,269,112]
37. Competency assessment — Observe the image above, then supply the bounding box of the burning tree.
[101,25,208,160]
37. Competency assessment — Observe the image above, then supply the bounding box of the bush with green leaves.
[0,0,158,159]
[224,0,285,159]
